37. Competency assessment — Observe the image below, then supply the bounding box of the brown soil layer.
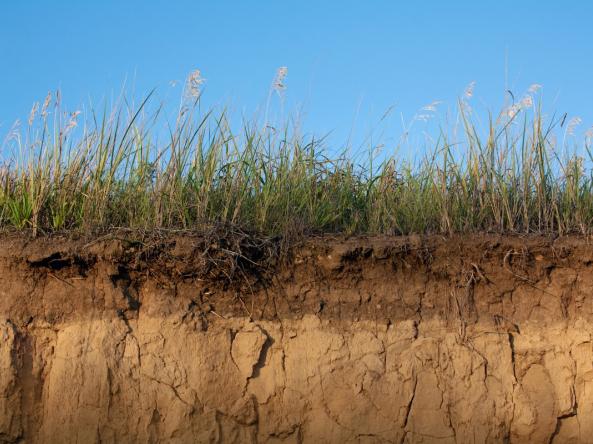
[2,233,593,442]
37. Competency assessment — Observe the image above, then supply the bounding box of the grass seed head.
[186,69,206,98]
[422,101,442,112]
[41,92,52,119]
[272,66,288,95]
[520,95,533,108]
[567,117,582,136]
[63,111,81,134]
[28,102,39,126]
[464,81,476,98]
[506,104,520,119]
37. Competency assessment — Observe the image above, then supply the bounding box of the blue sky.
[1,1,592,151]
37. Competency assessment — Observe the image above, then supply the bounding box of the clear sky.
[1,1,593,150]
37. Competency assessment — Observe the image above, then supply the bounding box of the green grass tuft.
[2,88,593,237]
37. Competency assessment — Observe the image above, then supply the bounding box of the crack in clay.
[401,377,418,443]
[508,332,517,381]
[249,326,272,380]
[548,410,578,444]
[142,374,192,407]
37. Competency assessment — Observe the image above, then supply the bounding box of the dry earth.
[2,232,593,443]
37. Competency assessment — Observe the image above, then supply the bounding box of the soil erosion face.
[2,233,593,443]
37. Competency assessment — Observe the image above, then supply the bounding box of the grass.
[2,81,593,238]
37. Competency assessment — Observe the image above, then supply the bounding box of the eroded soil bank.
[2,233,593,443]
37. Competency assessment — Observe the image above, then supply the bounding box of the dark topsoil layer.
[1,230,593,328]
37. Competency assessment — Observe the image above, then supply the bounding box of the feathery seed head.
[186,69,206,98]
[464,81,476,98]
[5,120,21,144]
[63,111,81,135]
[506,104,520,119]
[28,102,39,126]
[422,101,442,112]
[41,92,52,119]
[520,95,533,108]
[567,117,582,136]
[272,66,288,95]
[415,114,433,122]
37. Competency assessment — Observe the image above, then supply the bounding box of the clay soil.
[2,232,593,443]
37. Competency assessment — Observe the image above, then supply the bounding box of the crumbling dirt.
[3,232,593,443]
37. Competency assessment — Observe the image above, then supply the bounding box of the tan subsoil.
[2,233,593,443]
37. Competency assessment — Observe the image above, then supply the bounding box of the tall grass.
[2,82,593,237]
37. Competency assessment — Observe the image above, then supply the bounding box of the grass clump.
[2,80,593,237]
